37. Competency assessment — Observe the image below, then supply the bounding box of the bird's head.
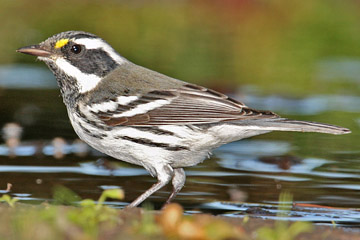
[17,31,125,95]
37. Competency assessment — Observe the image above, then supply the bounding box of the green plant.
[53,185,82,205]
[66,188,124,236]
[257,192,313,240]
[0,194,18,207]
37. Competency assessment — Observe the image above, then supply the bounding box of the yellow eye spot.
[55,39,69,49]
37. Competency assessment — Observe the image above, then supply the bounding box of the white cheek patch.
[73,38,125,64]
[55,58,102,93]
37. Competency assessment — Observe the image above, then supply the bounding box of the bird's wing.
[86,84,278,126]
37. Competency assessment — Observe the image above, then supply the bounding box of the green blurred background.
[2,0,360,96]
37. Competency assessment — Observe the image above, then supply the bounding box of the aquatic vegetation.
[0,194,18,207]
[257,192,313,240]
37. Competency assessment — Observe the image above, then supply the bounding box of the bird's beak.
[16,45,52,58]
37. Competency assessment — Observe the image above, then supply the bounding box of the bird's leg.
[165,168,186,205]
[127,165,173,208]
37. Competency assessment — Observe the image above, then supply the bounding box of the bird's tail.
[239,118,351,135]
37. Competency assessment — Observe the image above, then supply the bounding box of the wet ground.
[0,64,359,228]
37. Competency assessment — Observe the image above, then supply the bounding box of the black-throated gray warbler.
[17,31,350,207]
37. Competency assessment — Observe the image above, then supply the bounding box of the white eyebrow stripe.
[73,38,125,64]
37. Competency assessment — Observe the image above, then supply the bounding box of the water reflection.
[240,94,360,115]
[0,64,56,89]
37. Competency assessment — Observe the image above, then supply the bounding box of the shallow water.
[0,65,359,227]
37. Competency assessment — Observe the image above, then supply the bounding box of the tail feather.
[239,118,351,135]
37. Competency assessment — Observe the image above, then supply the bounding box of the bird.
[17,31,351,208]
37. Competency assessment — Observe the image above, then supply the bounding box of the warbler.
[17,31,350,207]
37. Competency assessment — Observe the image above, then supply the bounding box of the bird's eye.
[71,44,82,54]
